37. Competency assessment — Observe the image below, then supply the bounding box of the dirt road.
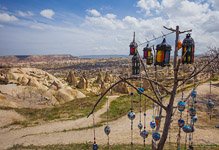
[0,84,218,149]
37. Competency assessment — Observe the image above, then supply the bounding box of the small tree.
[88,26,219,150]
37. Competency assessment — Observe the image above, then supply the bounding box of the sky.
[0,0,219,56]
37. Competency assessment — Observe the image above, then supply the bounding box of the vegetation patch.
[100,94,153,121]
[4,95,106,127]
[8,143,219,150]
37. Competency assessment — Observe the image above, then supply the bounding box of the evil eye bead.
[152,132,160,141]
[140,129,149,139]
[177,101,186,112]
[128,111,136,120]
[104,125,111,135]
[178,118,185,128]
[189,108,196,117]
[137,87,145,94]
[150,121,156,129]
[207,99,215,109]
[93,143,98,150]
[191,90,197,98]
[138,122,143,130]
[182,125,194,133]
[192,116,198,123]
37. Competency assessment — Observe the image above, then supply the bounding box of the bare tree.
[87,26,219,150]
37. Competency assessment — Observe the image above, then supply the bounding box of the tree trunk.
[157,84,177,150]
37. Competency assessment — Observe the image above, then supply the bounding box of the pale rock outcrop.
[20,76,29,85]
[66,71,77,86]
[0,67,86,108]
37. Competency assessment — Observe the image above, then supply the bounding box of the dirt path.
[0,84,218,149]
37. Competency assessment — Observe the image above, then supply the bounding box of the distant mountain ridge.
[0,54,78,64]
[79,54,128,59]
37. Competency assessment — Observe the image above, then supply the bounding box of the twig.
[119,77,166,110]
[178,54,219,87]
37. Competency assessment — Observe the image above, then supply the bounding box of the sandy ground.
[0,110,25,128]
[0,83,218,149]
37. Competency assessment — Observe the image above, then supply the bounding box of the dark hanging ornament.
[178,118,185,128]
[132,54,140,75]
[138,122,143,130]
[129,32,138,55]
[104,125,111,135]
[207,99,215,109]
[155,38,171,67]
[189,108,196,117]
[143,44,153,65]
[152,132,161,141]
[93,143,98,150]
[191,90,197,98]
[177,101,186,112]
[137,87,145,94]
[182,33,195,64]
[128,111,136,120]
[182,125,194,133]
[150,121,156,129]
[140,129,149,139]
[191,115,198,123]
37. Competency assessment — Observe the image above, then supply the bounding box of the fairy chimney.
[66,71,77,86]
[100,81,107,94]
[95,72,103,84]
[77,76,86,89]
[113,82,129,94]
[104,72,111,83]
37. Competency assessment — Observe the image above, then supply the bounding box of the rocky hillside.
[0,68,85,108]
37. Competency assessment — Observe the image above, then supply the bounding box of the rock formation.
[95,72,103,84]
[113,82,129,94]
[0,68,86,108]
[66,70,77,86]
[104,71,111,82]
[77,76,86,89]
[100,81,107,94]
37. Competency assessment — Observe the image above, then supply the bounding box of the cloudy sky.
[0,0,218,56]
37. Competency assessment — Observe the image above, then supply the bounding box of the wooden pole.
[174,26,179,68]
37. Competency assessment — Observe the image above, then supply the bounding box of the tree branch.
[87,78,125,118]
[136,51,162,103]
[119,77,166,110]
[178,53,219,88]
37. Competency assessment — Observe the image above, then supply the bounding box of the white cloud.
[40,9,55,19]
[87,9,101,17]
[0,24,3,28]
[0,1,219,56]
[105,13,117,19]
[30,24,45,30]
[137,0,161,16]
[0,13,18,22]
[18,11,34,17]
